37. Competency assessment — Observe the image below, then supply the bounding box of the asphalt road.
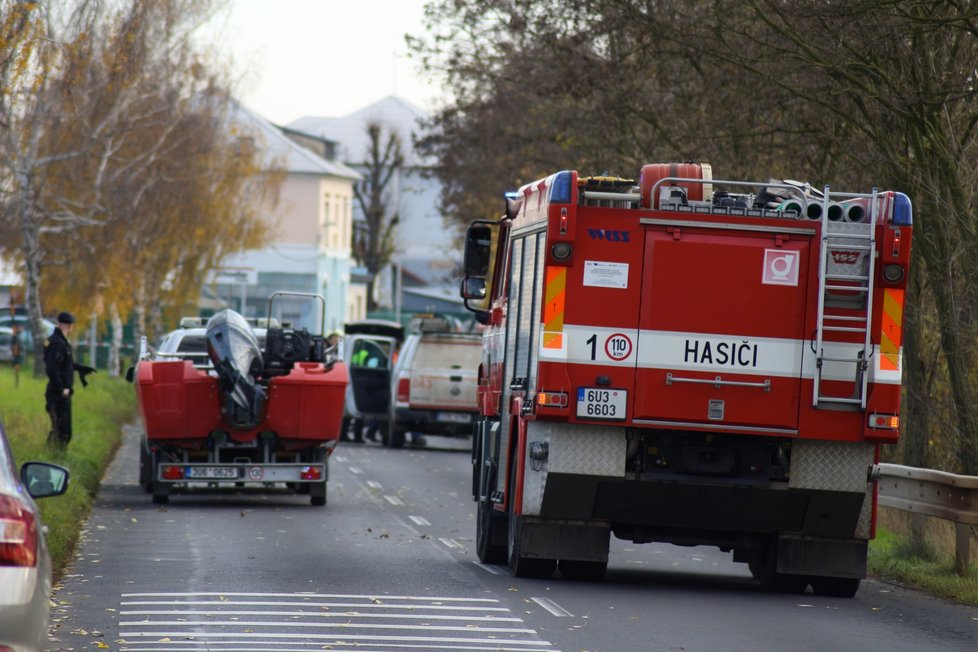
[49,426,978,652]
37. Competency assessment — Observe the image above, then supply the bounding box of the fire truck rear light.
[882,264,904,283]
[300,466,322,480]
[551,242,572,261]
[0,495,37,567]
[869,414,899,430]
[537,391,568,407]
[161,465,185,480]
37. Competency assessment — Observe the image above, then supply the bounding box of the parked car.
[0,318,55,362]
[0,326,26,363]
[0,418,70,652]
[153,317,270,368]
[386,316,482,448]
[0,314,56,335]
[342,319,404,443]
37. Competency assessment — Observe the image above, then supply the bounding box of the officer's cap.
[57,311,76,325]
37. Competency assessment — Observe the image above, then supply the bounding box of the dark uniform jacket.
[44,328,75,396]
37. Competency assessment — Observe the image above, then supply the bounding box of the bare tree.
[352,122,403,311]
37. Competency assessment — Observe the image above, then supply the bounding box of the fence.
[877,463,978,575]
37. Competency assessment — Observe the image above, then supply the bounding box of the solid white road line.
[121,592,500,602]
[118,620,536,633]
[120,600,509,611]
[118,609,521,621]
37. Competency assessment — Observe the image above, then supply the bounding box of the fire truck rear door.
[633,219,815,432]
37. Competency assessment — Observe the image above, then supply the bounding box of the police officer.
[44,312,96,447]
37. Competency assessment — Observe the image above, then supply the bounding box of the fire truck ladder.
[812,186,880,409]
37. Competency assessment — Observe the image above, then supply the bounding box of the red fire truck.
[460,163,912,597]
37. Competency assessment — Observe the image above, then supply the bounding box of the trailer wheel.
[507,514,556,579]
[476,498,507,564]
[306,482,326,507]
[558,559,607,582]
[149,450,170,505]
[138,440,153,493]
[811,576,860,598]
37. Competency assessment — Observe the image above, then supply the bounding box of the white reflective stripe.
[546,324,903,385]
[637,330,799,376]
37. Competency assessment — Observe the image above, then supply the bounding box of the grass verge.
[869,526,978,605]
[0,364,136,573]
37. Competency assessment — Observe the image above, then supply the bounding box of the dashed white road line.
[384,495,404,506]
[348,466,363,474]
[409,515,430,526]
[439,537,464,550]
[366,480,383,489]
[530,597,573,617]
[473,560,504,575]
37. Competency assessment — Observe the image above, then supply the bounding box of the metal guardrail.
[877,463,978,575]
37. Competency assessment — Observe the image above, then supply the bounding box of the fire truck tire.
[811,576,860,598]
[507,515,556,579]
[751,544,809,594]
[476,498,507,564]
[558,559,607,582]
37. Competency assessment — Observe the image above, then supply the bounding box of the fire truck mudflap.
[462,163,912,596]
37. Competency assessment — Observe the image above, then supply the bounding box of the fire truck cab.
[461,163,912,596]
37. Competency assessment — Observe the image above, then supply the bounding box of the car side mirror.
[21,462,70,499]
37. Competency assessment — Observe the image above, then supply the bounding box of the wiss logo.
[587,229,630,243]
[831,250,861,265]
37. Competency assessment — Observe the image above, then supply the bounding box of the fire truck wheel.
[507,515,556,579]
[476,499,507,564]
[810,576,860,598]
[558,559,607,582]
[752,544,809,594]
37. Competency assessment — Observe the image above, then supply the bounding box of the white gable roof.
[288,95,431,167]
[229,100,361,180]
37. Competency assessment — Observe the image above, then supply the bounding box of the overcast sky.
[206,0,442,125]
